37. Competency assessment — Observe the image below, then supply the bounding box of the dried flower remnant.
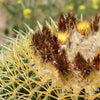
[32,26,59,62]
[74,52,93,78]
[32,26,71,76]
[92,53,100,70]
[91,15,100,32]
[54,49,71,76]
[66,12,76,29]
[58,14,66,32]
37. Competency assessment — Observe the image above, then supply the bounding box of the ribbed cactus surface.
[0,12,100,100]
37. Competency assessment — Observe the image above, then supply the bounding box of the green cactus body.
[0,12,100,100]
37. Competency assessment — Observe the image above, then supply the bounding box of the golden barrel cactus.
[0,12,100,100]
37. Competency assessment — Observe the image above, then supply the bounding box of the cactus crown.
[0,12,100,100]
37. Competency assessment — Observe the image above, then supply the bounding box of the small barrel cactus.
[0,12,100,100]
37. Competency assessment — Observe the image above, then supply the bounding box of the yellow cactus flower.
[17,0,22,4]
[23,8,32,19]
[78,5,86,10]
[0,0,4,2]
[76,21,91,35]
[57,32,70,44]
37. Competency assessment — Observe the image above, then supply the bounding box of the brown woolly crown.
[31,12,100,79]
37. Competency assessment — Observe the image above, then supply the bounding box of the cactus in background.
[0,12,100,100]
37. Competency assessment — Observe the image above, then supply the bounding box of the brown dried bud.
[66,12,76,29]
[58,14,66,32]
[92,53,100,70]
[92,15,100,32]
[74,52,93,78]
